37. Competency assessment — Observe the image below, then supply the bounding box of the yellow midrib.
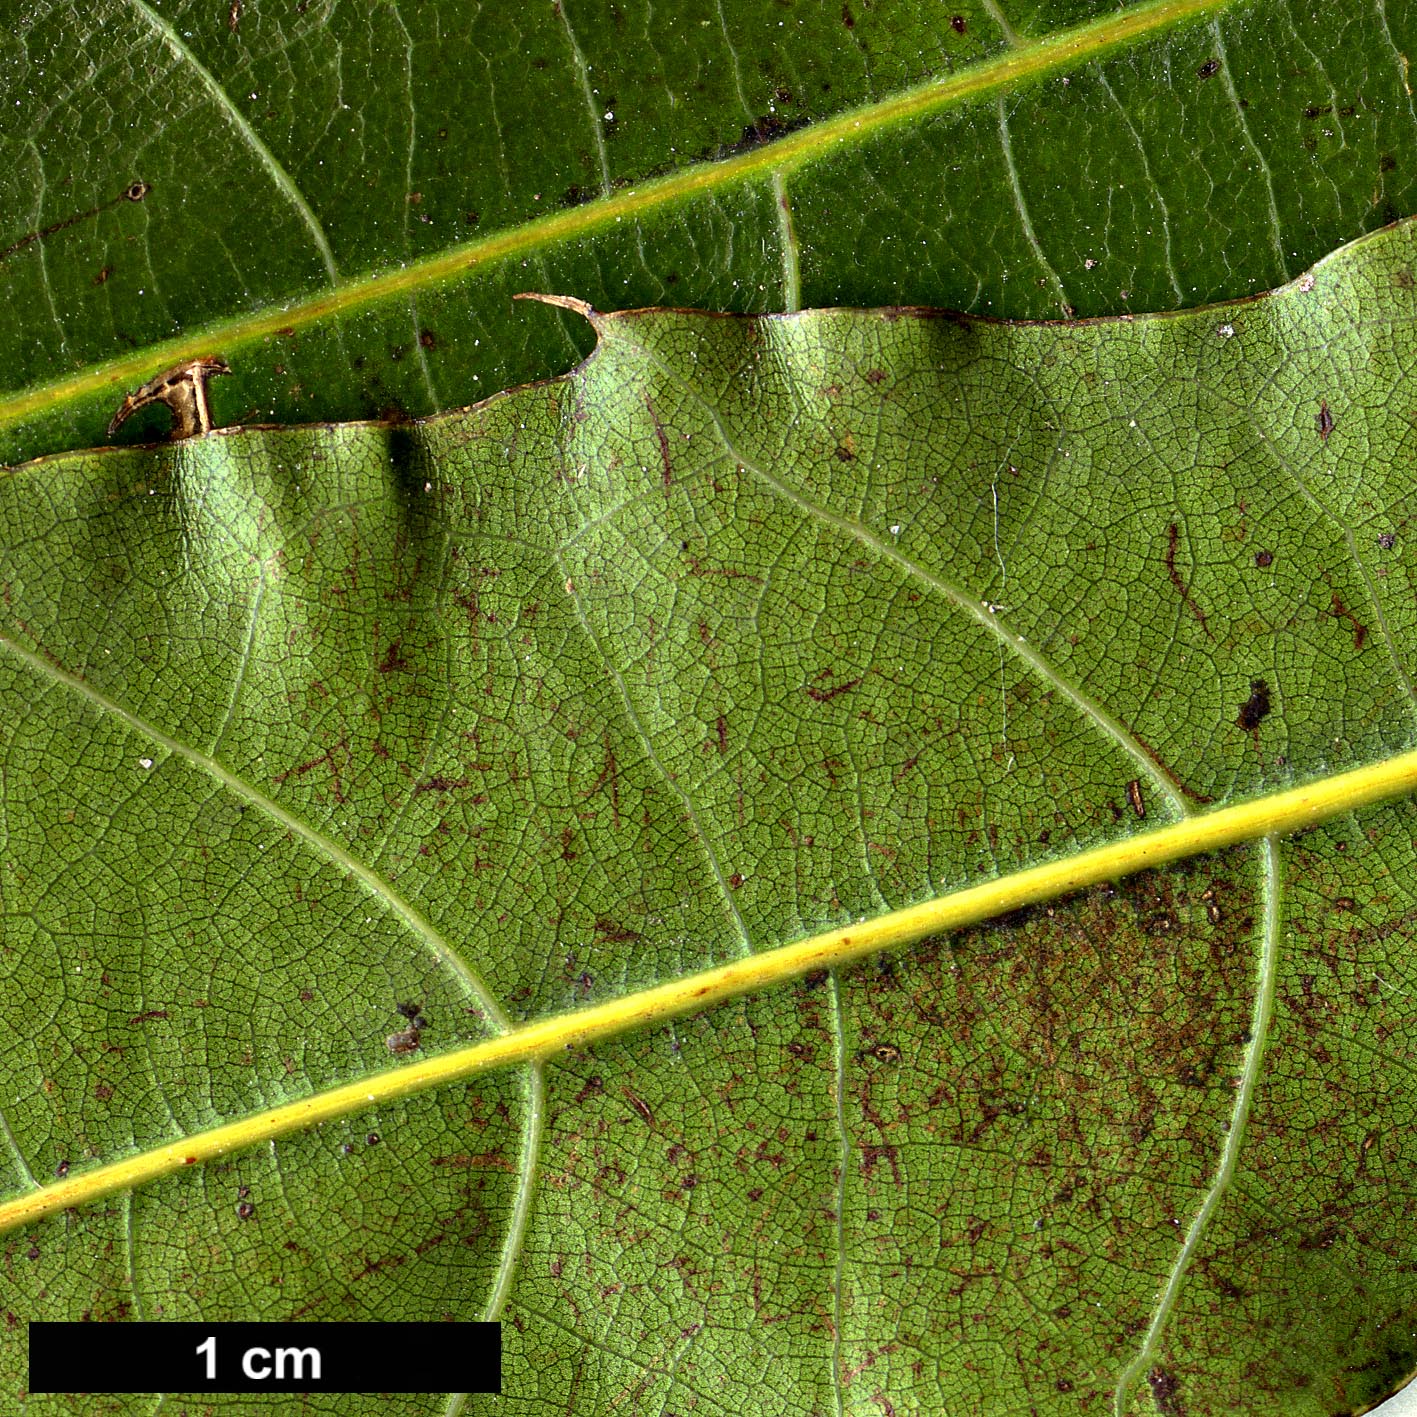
[0,0,1228,436]
[3,743,1416,1234]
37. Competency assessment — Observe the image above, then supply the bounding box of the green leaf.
[6,216,1417,1412]
[7,0,1417,463]
[8,0,1417,1410]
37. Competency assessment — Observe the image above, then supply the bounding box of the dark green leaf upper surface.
[3,221,1417,1412]
[7,0,1417,463]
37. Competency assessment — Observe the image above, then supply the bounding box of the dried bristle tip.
[106,356,232,441]
[514,292,597,320]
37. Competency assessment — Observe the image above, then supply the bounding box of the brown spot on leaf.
[429,1152,514,1171]
[805,670,861,703]
[1235,679,1271,731]
[594,918,642,944]
[950,14,967,32]
[1148,1367,1186,1416]
[1165,523,1211,635]
[412,775,475,795]
[645,393,673,489]
[1328,594,1367,650]
[273,739,351,804]
[377,639,410,673]
[1196,58,1220,78]
[1316,400,1334,440]
[1126,779,1146,819]
[1254,549,1273,568]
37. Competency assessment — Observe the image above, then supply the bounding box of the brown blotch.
[645,393,673,489]
[594,918,643,943]
[419,328,437,349]
[1328,594,1367,650]
[1254,549,1273,568]
[1165,523,1211,635]
[805,671,861,703]
[412,775,475,795]
[1147,1367,1186,1417]
[429,1153,514,1170]
[377,639,410,674]
[1235,679,1271,731]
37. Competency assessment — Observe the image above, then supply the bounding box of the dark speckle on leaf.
[1236,679,1271,731]
[1197,58,1220,78]
[1378,531,1396,550]
[1147,1367,1186,1417]
[1254,549,1273,568]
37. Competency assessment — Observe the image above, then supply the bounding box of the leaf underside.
[2,217,1417,1413]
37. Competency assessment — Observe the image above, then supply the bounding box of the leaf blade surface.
[3,220,1417,1411]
